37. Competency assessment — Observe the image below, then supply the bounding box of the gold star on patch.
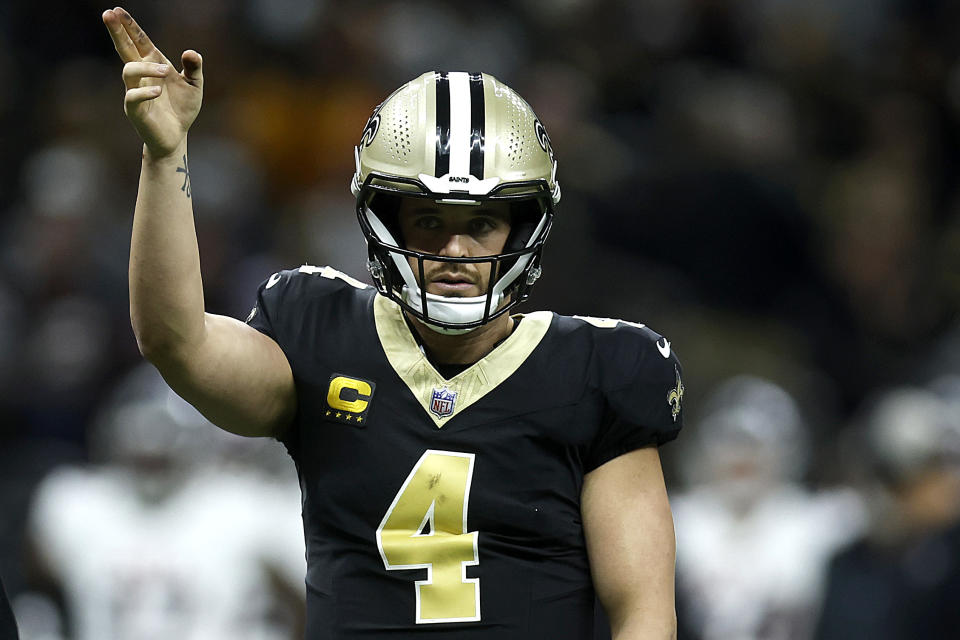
[345,414,353,421]
[336,412,342,418]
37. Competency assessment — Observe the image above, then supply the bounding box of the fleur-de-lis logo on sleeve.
[667,366,684,422]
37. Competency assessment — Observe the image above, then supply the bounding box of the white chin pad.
[402,286,503,332]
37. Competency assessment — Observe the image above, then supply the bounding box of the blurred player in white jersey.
[25,364,305,640]
[672,376,866,640]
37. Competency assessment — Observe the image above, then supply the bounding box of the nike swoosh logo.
[266,272,282,289]
[657,338,671,359]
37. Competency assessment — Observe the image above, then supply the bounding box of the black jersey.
[247,265,684,640]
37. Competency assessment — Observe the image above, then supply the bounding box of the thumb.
[181,50,203,86]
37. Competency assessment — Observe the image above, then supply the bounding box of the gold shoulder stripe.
[374,294,552,428]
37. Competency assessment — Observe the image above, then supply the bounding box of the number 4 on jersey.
[376,450,480,624]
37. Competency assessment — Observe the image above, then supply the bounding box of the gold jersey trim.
[373,294,552,428]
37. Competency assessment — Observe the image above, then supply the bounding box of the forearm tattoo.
[176,154,191,198]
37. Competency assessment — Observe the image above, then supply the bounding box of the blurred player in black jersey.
[104,6,683,639]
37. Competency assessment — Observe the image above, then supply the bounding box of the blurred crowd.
[0,0,958,638]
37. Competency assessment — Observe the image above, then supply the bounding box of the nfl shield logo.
[430,387,457,419]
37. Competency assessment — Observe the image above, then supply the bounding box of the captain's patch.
[325,374,376,427]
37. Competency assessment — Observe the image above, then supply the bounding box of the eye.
[413,215,442,230]
[469,217,497,234]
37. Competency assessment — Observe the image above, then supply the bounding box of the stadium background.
[0,0,958,638]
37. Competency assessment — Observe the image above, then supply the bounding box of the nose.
[437,232,469,258]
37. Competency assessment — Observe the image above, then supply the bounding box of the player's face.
[398,199,512,298]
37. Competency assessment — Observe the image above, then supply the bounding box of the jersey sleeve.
[244,265,371,347]
[584,324,685,471]
[244,270,294,342]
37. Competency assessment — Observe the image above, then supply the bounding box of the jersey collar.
[373,293,552,428]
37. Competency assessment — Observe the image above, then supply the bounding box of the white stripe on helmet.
[447,72,472,178]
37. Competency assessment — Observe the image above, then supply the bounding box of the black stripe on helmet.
[469,73,485,179]
[435,72,451,177]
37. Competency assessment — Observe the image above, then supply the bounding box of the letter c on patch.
[327,376,373,413]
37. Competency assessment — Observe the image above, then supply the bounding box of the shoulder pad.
[294,265,371,290]
[246,265,371,337]
[571,315,684,425]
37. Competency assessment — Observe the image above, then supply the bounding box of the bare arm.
[582,447,677,640]
[104,7,294,437]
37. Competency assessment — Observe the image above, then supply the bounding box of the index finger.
[114,7,159,59]
[102,8,139,62]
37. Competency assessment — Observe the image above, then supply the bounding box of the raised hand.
[102,7,203,158]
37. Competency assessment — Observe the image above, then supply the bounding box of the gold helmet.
[352,71,560,333]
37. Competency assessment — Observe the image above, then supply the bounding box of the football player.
[103,6,684,639]
[672,376,866,640]
[27,363,306,640]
